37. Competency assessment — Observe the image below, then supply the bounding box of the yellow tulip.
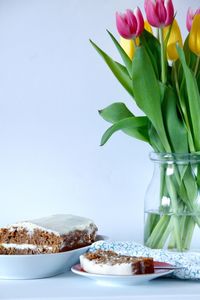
[189,14,200,56]
[163,19,183,61]
[119,37,139,60]
[119,21,152,60]
[144,20,153,34]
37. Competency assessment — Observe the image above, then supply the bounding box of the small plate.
[0,235,106,280]
[71,262,174,286]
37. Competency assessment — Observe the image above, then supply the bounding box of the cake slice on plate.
[80,250,154,275]
[0,214,98,255]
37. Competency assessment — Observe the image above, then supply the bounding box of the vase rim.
[149,152,200,163]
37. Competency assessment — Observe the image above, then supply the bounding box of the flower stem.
[182,217,196,250]
[144,213,160,244]
[145,215,171,248]
[145,162,200,251]
[165,175,182,251]
[159,28,167,84]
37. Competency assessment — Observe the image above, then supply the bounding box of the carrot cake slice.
[80,250,154,275]
[0,214,98,255]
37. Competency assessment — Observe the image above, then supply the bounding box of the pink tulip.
[186,7,200,31]
[144,0,174,28]
[116,7,144,39]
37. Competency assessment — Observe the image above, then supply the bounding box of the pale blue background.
[0,0,195,241]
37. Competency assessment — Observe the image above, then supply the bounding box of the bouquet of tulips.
[91,0,200,251]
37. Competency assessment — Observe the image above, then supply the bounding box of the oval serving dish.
[0,235,107,280]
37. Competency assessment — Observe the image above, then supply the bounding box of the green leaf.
[140,30,161,73]
[140,30,161,79]
[100,116,149,146]
[132,45,171,152]
[106,30,132,77]
[197,70,200,92]
[99,102,134,123]
[90,40,133,96]
[177,46,200,150]
[197,165,200,187]
[161,85,188,153]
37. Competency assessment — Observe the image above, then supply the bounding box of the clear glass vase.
[144,152,200,251]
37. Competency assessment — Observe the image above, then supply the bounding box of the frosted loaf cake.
[80,250,154,275]
[0,214,98,255]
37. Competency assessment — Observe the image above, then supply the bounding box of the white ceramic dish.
[71,263,174,286]
[0,235,106,280]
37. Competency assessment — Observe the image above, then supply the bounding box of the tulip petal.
[145,0,161,27]
[195,15,200,56]
[120,37,134,59]
[186,7,200,32]
[186,7,193,32]
[164,0,174,26]
[189,27,196,54]
[163,19,183,61]
[134,7,144,36]
[167,43,179,61]
[189,14,200,56]
[126,9,137,36]
[156,0,167,25]
[116,12,131,39]
[144,0,148,11]
[116,8,144,39]
[144,20,153,33]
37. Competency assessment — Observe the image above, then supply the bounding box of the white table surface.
[1,271,200,300]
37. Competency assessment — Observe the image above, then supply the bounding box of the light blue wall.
[0,0,195,241]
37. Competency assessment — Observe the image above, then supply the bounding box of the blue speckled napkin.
[89,241,200,280]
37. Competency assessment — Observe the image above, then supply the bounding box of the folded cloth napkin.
[89,241,200,280]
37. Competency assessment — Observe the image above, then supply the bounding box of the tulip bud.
[186,7,200,32]
[189,14,200,56]
[116,7,144,39]
[163,19,183,61]
[144,0,174,28]
[119,21,152,60]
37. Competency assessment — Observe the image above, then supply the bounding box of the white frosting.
[6,214,95,236]
[0,243,53,250]
[80,255,133,276]
[8,222,60,236]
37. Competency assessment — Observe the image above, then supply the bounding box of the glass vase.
[144,152,200,251]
